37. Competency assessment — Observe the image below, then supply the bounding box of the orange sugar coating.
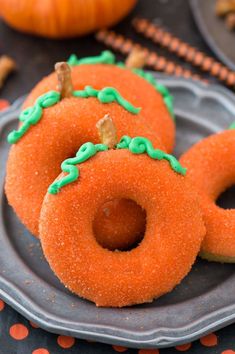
[180,129,235,260]
[39,149,205,307]
[5,97,163,238]
[93,199,146,250]
[23,64,175,152]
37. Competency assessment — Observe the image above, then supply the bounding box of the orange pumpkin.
[0,0,137,38]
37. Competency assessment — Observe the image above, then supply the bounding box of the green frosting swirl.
[229,122,235,130]
[67,50,115,66]
[73,86,141,114]
[116,136,186,175]
[7,85,140,144]
[48,136,186,195]
[7,91,61,144]
[67,50,174,119]
[48,142,108,194]
[131,67,174,119]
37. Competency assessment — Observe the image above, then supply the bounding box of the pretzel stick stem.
[55,62,73,98]
[125,49,147,69]
[96,114,117,149]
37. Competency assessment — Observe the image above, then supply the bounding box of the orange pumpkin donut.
[39,137,205,307]
[5,81,163,239]
[180,128,235,262]
[24,51,175,152]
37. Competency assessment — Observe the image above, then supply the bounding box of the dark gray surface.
[0,0,217,104]
[190,0,235,71]
[1,75,235,349]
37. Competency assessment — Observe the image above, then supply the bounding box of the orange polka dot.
[200,333,218,347]
[175,343,192,351]
[0,99,10,111]
[9,323,29,340]
[0,299,5,311]
[138,349,159,354]
[30,321,39,328]
[112,346,128,352]
[57,335,75,349]
[222,351,235,354]
[32,349,50,354]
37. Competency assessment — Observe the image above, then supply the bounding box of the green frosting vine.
[67,51,174,119]
[67,50,115,66]
[229,122,235,130]
[7,86,140,144]
[48,136,186,195]
[116,136,186,175]
[7,91,61,144]
[130,67,174,119]
[116,62,174,118]
[48,142,108,194]
[8,51,174,145]
[73,86,141,114]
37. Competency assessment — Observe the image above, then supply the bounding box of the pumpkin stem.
[96,114,118,149]
[125,48,147,69]
[55,62,73,98]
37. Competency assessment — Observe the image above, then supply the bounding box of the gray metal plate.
[1,74,235,349]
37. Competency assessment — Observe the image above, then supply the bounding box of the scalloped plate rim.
[1,75,235,348]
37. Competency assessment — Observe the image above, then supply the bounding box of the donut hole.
[93,198,146,251]
[216,185,235,209]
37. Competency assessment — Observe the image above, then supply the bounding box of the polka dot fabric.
[0,298,235,353]
[0,99,10,111]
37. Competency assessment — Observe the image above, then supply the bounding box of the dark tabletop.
[0,0,235,353]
